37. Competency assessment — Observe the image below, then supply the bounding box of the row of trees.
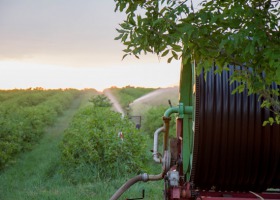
[0,89,79,169]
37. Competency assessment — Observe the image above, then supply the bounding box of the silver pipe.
[153,126,165,163]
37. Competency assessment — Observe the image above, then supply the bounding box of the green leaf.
[123,49,131,53]
[137,15,142,24]
[249,45,254,55]
[116,28,125,33]
[276,67,280,83]
[114,34,123,40]
[122,34,128,42]
[172,51,178,60]
[170,44,181,52]
[232,84,245,94]
[263,120,269,126]
[276,116,280,124]
[129,17,136,26]
[261,100,271,108]
[122,54,128,60]
[167,56,173,63]
[269,117,275,125]
[161,50,169,57]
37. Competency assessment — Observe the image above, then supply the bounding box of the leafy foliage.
[114,0,280,123]
[89,94,112,107]
[60,95,148,183]
[0,89,79,169]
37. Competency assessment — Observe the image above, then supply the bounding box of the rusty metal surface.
[191,66,280,192]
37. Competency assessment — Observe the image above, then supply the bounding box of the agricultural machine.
[110,62,280,200]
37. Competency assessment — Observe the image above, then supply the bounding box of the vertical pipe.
[163,116,171,151]
[153,126,165,163]
[179,60,193,177]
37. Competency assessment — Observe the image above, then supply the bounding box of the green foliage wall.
[0,89,79,169]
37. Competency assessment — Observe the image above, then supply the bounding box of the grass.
[0,90,164,200]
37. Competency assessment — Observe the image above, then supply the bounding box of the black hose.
[191,65,280,192]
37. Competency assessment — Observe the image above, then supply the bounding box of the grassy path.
[0,94,97,200]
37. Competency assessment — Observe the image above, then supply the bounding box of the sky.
[0,0,181,91]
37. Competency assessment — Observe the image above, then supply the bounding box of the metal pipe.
[162,105,192,151]
[110,105,194,200]
[184,106,193,115]
[163,116,171,151]
[109,173,164,200]
[153,126,165,163]
[163,105,193,118]
[164,106,179,117]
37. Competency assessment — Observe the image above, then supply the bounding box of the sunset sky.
[0,0,181,91]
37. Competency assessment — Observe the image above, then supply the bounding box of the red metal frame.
[167,186,280,200]
[199,191,280,199]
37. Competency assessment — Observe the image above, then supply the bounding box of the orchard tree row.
[0,89,80,169]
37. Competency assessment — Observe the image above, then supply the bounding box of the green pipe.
[179,60,193,179]
[184,106,193,115]
[162,105,193,153]
[163,107,179,117]
[163,105,193,118]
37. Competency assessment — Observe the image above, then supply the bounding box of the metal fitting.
[141,173,149,182]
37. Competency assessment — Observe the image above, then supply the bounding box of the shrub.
[89,94,112,107]
[60,98,147,183]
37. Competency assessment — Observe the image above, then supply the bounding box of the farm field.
[0,87,177,199]
[0,88,82,169]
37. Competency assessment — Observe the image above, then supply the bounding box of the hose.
[191,65,280,192]
[109,173,163,200]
